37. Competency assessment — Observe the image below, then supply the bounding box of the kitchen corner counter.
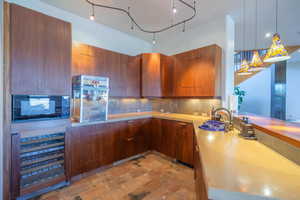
[72,112,300,200]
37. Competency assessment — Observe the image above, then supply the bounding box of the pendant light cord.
[255,0,258,48]
[275,0,278,33]
[243,0,246,59]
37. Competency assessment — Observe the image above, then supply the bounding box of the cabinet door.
[10,4,44,94]
[173,45,221,97]
[161,55,175,97]
[42,15,71,95]
[68,126,93,177]
[176,122,194,166]
[142,53,162,97]
[107,52,126,97]
[135,119,151,154]
[127,55,141,97]
[114,121,130,161]
[95,123,117,166]
[160,120,177,158]
[78,125,101,173]
[194,142,209,200]
[10,4,71,95]
[150,118,162,151]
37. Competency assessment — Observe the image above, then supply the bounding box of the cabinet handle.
[195,146,199,152]
[127,137,134,141]
[178,122,188,126]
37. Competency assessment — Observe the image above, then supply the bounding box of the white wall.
[153,17,227,55]
[239,68,272,117]
[6,0,152,56]
[0,0,4,199]
[153,16,235,107]
[286,61,300,121]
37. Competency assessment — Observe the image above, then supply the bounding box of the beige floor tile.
[37,154,195,200]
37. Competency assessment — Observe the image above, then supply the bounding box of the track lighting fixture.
[85,0,196,35]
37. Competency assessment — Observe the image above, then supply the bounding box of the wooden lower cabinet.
[69,123,121,177]
[68,119,151,177]
[68,118,194,179]
[150,118,162,151]
[176,122,194,166]
[194,141,209,200]
[151,119,194,166]
[160,119,177,158]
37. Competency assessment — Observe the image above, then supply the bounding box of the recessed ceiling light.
[265,32,272,38]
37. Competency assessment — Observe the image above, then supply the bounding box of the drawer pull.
[127,137,134,141]
[178,122,188,126]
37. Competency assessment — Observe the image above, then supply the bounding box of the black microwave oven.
[12,95,70,122]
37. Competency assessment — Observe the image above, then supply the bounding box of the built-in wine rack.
[12,132,67,198]
[20,133,65,189]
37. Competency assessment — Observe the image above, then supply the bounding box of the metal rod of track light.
[85,0,196,34]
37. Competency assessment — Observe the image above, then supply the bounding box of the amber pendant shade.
[238,59,252,76]
[264,33,291,63]
[249,51,264,71]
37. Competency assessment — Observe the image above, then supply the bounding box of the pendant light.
[89,4,95,21]
[249,0,264,71]
[152,33,156,45]
[238,0,251,76]
[264,0,291,63]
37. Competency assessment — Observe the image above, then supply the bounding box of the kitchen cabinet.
[141,45,222,98]
[10,4,71,95]
[68,118,194,179]
[68,123,119,177]
[194,140,209,200]
[151,119,194,166]
[72,43,141,97]
[176,122,194,166]
[120,119,150,159]
[127,55,142,97]
[68,119,150,177]
[173,44,222,97]
[160,119,177,158]
[150,118,163,151]
[141,53,174,97]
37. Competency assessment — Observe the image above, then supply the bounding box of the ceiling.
[41,0,300,50]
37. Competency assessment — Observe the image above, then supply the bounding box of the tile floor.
[39,154,196,200]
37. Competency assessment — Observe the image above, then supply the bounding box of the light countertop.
[72,112,300,200]
[237,114,300,148]
[194,122,300,200]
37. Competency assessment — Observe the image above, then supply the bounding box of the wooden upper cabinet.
[173,45,222,97]
[10,4,71,95]
[141,45,222,98]
[141,53,174,97]
[72,43,141,97]
[127,55,141,97]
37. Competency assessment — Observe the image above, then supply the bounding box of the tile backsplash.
[108,98,152,114]
[151,98,221,115]
[108,98,221,115]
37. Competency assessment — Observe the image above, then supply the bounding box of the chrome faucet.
[211,107,234,132]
